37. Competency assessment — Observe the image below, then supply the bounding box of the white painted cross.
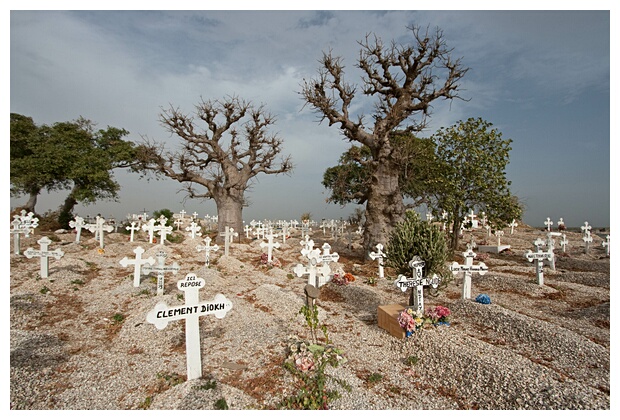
[88,216,114,248]
[185,221,202,239]
[557,218,565,230]
[178,209,187,221]
[69,216,87,243]
[546,232,561,270]
[24,236,64,279]
[293,248,330,288]
[142,250,181,295]
[495,230,505,247]
[243,225,252,239]
[10,218,34,255]
[426,212,434,222]
[120,246,155,287]
[581,221,593,252]
[142,218,157,244]
[317,243,339,287]
[173,218,184,231]
[602,235,610,256]
[449,243,488,299]
[544,217,553,231]
[524,238,553,285]
[146,273,233,380]
[479,212,487,227]
[467,209,478,229]
[300,235,314,254]
[196,237,220,267]
[219,226,238,257]
[153,217,173,244]
[260,230,281,263]
[125,221,140,242]
[368,243,386,278]
[508,219,518,235]
[281,221,290,244]
[14,210,39,237]
[485,224,491,238]
[394,256,441,312]
[559,233,569,252]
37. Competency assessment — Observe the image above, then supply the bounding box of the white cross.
[524,239,553,285]
[196,237,219,267]
[153,218,173,244]
[125,221,140,242]
[485,224,491,238]
[142,250,181,295]
[219,226,238,256]
[467,209,478,229]
[426,212,434,222]
[479,212,487,226]
[559,233,569,252]
[69,216,86,243]
[317,243,339,287]
[120,246,155,287]
[10,218,32,255]
[300,235,314,254]
[508,219,518,235]
[545,232,561,270]
[185,221,202,239]
[281,222,290,244]
[192,212,199,220]
[88,216,114,248]
[174,219,184,231]
[178,209,187,221]
[260,230,281,263]
[544,217,553,231]
[449,243,488,299]
[368,243,386,278]
[243,225,252,238]
[15,210,39,238]
[495,230,505,247]
[293,248,330,288]
[394,256,440,312]
[146,273,233,380]
[142,219,157,243]
[24,236,64,279]
[557,218,565,230]
[602,235,610,256]
[581,221,593,252]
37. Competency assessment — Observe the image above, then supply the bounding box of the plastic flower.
[295,353,315,372]
[475,294,491,304]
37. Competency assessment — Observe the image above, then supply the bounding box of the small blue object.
[406,330,413,337]
[475,294,491,304]
[435,321,450,327]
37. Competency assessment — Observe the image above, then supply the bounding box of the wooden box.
[377,304,406,339]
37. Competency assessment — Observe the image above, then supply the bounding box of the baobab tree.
[139,96,292,238]
[301,25,468,255]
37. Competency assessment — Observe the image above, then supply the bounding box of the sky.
[5,2,615,229]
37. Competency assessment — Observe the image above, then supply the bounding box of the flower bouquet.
[397,307,427,336]
[259,253,281,268]
[331,272,355,286]
[424,305,451,326]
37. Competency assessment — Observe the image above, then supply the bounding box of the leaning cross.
[524,238,553,285]
[449,243,488,299]
[368,243,386,278]
[146,273,233,380]
[196,237,219,267]
[119,246,155,287]
[394,256,441,312]
[142,250,180,295]
[219,226,238,257]
[24,236,64,279]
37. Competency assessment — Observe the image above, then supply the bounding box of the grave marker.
[146,273,233,380]
[120,246,156,287]
[142,219,157,243]
[153,217,173,244]
[196,237,220,267]
[581,221,593,252]
[545,232,561,270]
[557,218,565,230]
[24,236,64,278]
[142,250,181,295]
[368,243,386,278]
[293,248,330,288]
[508,219,518,235]
[602,235,610,256]
[260,230,281,263]
[544,217,553,231]
[219,226,238,257]
[10,219,31,255]
[559,233,569,253]
[449,243,488,299]
[88,216,114,248]
[524,238,553,285]
[316,243,339,287]
[69,216,87,243]
[394,256,441,312]
[125,221,140,242]
[185,222,202,239]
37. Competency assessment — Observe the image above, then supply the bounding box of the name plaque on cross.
[23,236,64,278]
[524,239,553,285]
[146,273,233,380]
[394,256,441,312]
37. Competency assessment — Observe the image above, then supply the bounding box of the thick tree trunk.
[450,218,461,251]
[23,191,38,214]
[362,159,405,259]
[59,192,78,229]
[214,191,244,243]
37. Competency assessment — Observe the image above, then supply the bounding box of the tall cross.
[219,226,238,256]
[146,273,233,380]
[10,219,30,255]
[449,243,488,299]
[142,250,181,295]
[142,219,157,243]
[69,216,87,243]
[467,209,478,228]
[317,243,339,287]
[196,237,219,267]
[260,230,281,262]
[185,221,202,239]
[544,217,553,231]
[524,238,553,285]
[368,243,386,278]
[394,256,440,312]
[24,236,64,279]
[88,216,114,248]
[243,225,252,238]
[153,218,173,244]
[120,246,155,287]
[125,221,140,242]
[281,222,290,244]
[546,232,561,270]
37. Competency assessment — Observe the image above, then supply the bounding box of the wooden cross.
[602,235,610,256]
[544,217,553,231]
[125,221,140,242]
[196,237,219,267]
[142,250,180,295]
[394,256,440,312]
[146,273,232,380]
[219,226,238,256]
[24,236,64,278]
[524,238,553,285]
[153,218,173,244]
[120,246,155,287]
[88,216,114,248]
[185,221,202,239]
[449,243,488,299]
[509,219,518,235]
[260,230,280,262]
[368,243,386,278]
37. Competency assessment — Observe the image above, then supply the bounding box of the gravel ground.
[9,225,610,410]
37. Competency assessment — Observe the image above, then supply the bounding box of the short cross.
[24,236,64,279]
[219,226,238,256]
[394,256,440,312]
[243,225,252,238]
[125,221,140,242]
[173,218,184,231]
[495,230,504,247]
[260,230,281,263]
[485,224,491,238]
[120,246,155,287]
[449,243,488,299]
[524,238,553,285]
[153,218,173,244]
[196,237,220,267]
[368,243,386,278]
[509,219,518,235]
[467,209,478,229]
[300,235,314,254]
[142,250,181,295]
[178,209,187,221]
[602,235,610,256]
[88,216,114,248]
[581,221,593,252]
[142,219,157,243]
[293,248,329,288]
[559,233,569,252]
[192,212,199,220]
[69,216,87,243]
[146,273,232,380]
[185,221,202,239]
[317,243,339,287]
[544,217,553,231]
[557,218,565,230]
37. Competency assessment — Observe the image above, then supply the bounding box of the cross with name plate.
[449,243,488,299]
[142,250,180,295]
[24,236,64,278]
[524,238,553,285]
[394,256,441,312]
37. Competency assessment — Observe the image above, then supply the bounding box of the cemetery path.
[10,225,609,410]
